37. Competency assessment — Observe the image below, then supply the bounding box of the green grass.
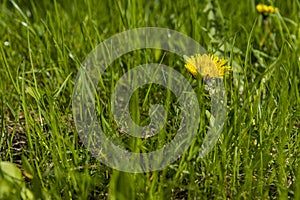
[1,0,300,199]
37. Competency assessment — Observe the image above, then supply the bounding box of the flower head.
[256,4,279,15]
[184,54,231,79]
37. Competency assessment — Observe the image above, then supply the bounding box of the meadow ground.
[0,0,300,199]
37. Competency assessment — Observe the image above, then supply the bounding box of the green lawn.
[0,0,300,199]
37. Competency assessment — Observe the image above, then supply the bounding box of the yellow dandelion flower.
[266,6,275,13]
[256,4,266,13]
[256,4,279,15]
[184,54,231,79]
